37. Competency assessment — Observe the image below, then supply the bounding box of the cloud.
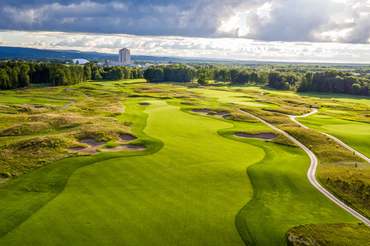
[1,30,370,64]
[0,0,253,37]
[0,0,369,43]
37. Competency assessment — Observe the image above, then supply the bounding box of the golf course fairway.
[0,99,356,245]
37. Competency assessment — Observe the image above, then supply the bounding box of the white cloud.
[0,0,370,43]
[1,30,370,64]
[215,0,370,43]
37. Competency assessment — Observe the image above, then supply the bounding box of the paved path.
[291,109,370,164]
[241,109,370,227]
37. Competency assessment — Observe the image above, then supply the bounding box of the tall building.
[119,48,131,65]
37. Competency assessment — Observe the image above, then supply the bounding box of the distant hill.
[0,46,221,64]
[1,46,368,67]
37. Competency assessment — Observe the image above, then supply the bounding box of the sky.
[0,0,370,63]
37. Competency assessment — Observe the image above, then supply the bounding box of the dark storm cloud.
[0,0,251,37]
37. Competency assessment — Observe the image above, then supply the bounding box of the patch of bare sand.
[234,132,277,140]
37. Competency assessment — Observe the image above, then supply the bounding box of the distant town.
[73,48,136,67]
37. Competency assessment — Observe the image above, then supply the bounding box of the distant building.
[72,58,89,65]
[119,48,131,65]
[102,48,133,67]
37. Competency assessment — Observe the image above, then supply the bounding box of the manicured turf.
[1,98,357,245]
[192,88,357,245]
[235,142,355,245]
[0,101,265,245]
[299,113,370,157]
[0,83,365,245]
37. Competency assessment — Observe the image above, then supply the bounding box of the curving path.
[291,108,370,164]
[242,109,370,227]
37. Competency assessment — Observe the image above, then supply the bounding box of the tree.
[351,83,362,95]
[19,64,30,87]
[144,67,164,82]
[268,71,289,90]
[83,64,92,81]
[0,69,10,89]
[92,66,103,80]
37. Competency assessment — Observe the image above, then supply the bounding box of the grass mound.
[191,108,230,116]
[286,223,370,246]
[11,136,66,150]
[223,112,258,122]
[0,136,69,175]
[0,122,50,136]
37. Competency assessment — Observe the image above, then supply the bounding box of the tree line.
[143,65,196,83]
[265,70,369,96]
[0,61,144,90]
[143,64,370,96]
[1,61,369,96]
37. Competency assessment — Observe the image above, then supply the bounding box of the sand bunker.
[69,138,106,154]
[80,138,105,147]
[119,133,137,141]
[71,136,145,154]
[102,144,145,152]
[192,108,212,114]
[235,132,277,140]
[192,108,229,117]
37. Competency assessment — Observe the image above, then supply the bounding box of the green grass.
[299,113,370,157]
[191,86,368,243]
[0,81,368,245]
[286,223,370,245]
[0,101,265,245]
[0,99,356,245]
[218,121,355,246]
[0,94,162,238]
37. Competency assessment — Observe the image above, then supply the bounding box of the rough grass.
[216,120,355,246]
[0,87,162,239]
[0,81,369,245]
[198,86,370,221]
[286,223,370,246]
[299,113,370,158]
[0,83,134,176]
[192,86,370,244]
[0,101,264,245]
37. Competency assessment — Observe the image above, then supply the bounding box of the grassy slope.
[0,83,363,245]
[218,120,355,246]
[0,95,162,238]
[1,98,355,246]
[287,223,370,246]
[299,114,370,157]
[193,88,360,244]
[236,143,355,246]
[0,101,265,245]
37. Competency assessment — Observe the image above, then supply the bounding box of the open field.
[0,80,369,245]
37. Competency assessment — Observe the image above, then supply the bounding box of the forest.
[1,61,369,96]
[0,62,143,89]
